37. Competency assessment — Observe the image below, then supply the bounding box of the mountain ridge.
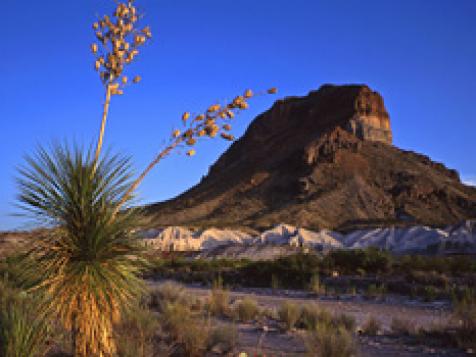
[146,84,476,231]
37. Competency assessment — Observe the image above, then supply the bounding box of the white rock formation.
[140,220,476,254]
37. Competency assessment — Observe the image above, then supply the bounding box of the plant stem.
[111,137,183,218]
[93,84,112,175]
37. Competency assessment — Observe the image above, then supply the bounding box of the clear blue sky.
[1,0,475,231]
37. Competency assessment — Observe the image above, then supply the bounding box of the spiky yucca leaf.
[16,143,146,357]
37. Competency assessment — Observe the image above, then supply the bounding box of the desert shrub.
[241,253,321,289]
[390,318,414,336]
[365,283,386,299]
[453,288,476,349]
[299,304,354,332]
[326,247,391,275]
[423,286,438,302]
[115,304,159,357]
[208,323,238,354]
[271,274,280,290]
[208,277,230,317]
[160,301,210,356]
[161,302,194,342]
[309,274,325,295]
[181,322,210,357]
[235,297,259,322]
[334,313,355,332]
[278,301,301,330]
[300,304,331,330]
[149,281,187,311]
[362,316,380,336]
[305,322,356,357]
[0,283,49,357]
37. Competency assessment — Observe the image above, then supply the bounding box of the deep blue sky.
[1,0,475,230]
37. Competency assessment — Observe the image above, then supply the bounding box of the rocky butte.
[146,84,476,232]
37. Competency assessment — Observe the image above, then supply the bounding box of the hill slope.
[146,84,476,231]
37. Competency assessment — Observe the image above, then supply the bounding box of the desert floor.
[149,281,469,357]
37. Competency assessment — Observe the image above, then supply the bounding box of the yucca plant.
[15,1,277,356]
[17,145,146,356]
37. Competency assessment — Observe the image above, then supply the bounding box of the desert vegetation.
[147,249,476,301]
[1,0,278,356]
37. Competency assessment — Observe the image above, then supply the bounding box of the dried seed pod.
[197,129,206,137]
[95,60,101,71]
[121,76,128,84]
[142,26,152,38]
[93,22,99,30]
[220,133,235,141]
[184,129,193,138]
[222,124,231,131]
[267,87,278,94]
[232,96,244,107]
[239,101,249,109]
[219,111,227,119]
[172,129,181,138]
[186,138,196,146]
[182,112,190,122]
[226,110,235,119]
[186,149,196,156]
[195,114,205,121]
[207,104,220,112]
[132,75,141,83]
[91,43,98,54]
[244,89,253,98]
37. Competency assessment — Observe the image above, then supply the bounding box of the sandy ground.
[148,281,469,356]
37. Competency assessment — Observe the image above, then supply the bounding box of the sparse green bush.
[305,322,356,357]
[235,297,259,322]
[278,301,301,330]
[362,316,380,336]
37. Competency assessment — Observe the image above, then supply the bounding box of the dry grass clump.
[115,304,159,357]
[0,282,49,357]
[149,281,188,311]
[235,297,260,322]
[300,304,355,332]
[305,323,356,357]
[208,323,238,354]
[278,300,302,330]
[453,289,476,350]
[362,316,381,336]
[160,301,210,356]
[300,304,331,330]
[208,278,230,317]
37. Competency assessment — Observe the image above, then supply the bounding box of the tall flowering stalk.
[16,1,276,356]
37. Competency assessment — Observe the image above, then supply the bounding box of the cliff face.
[146,84,476,231]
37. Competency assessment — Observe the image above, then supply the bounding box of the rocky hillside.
[146,84,476,231]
